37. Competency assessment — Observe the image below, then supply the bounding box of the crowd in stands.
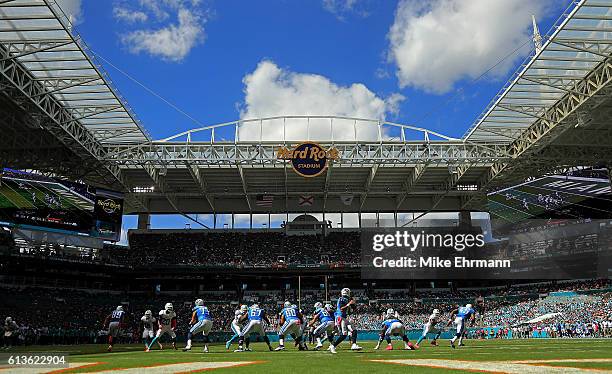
[2,279,610,346]
[127,231,361,266]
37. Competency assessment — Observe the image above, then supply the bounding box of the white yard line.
[0,362,100,373]
[370,359,611,373]
[77,361,260,373]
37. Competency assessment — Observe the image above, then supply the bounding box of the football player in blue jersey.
[103,305,125,352]
[308,302,335,350]
[235,304,273,352]
[374,309,415,351]
[329,288,362,353]
[447,303,476,348]
[275,301,306,351]
[183,299,213,352]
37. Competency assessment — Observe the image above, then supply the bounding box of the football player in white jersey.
[416,309,443,348]
[146,303,177,352]
[226,305,248,350]
[3,317,19,350]
[140,310,162,351]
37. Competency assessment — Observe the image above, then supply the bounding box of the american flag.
[255,194,274,207]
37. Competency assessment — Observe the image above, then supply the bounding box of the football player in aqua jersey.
[416,308,443,348]
[447,304,476,348]
[183,299,213,352]
[275,301,307,351]
[374,309,414,351]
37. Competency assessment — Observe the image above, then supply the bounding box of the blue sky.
[56,0,568,235]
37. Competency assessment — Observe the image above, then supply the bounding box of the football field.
[3,339,612,373]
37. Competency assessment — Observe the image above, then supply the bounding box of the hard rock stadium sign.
[276,142,339,178]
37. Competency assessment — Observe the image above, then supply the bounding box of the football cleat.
[182,347,191,352]
[314,343,323,350]
[329,345,337,354]
[431,340,438,346]
[385,344,393,351]
[274,345,285,351]
[350,343,362,351]
[203,346,209,353]
[406,342,416,350]
[234,348,244,352]
[225,340,231,350]
[450,341,456,349]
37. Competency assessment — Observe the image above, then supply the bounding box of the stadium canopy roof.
[0,0,150,145]
[0,0,611,215]
[464,0,612,143]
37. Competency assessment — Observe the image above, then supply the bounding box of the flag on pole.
[298,195,314,206]
[255,194,274,207]
[340,194,353,206]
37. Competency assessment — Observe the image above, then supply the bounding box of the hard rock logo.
[277,142,339,178]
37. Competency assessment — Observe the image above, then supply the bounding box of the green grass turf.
[6,339,612,373]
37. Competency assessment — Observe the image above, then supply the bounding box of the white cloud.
[388,0,549,93]
[121,8,205,62]
[238,60,404,141]
[322,0,369,20]
[55,0,83,24]
[113,7,148,23]
[117,0,206,62]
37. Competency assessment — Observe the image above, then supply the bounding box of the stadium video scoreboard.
[0,169,124,242]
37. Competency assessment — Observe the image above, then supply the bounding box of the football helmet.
[341,288,351,297]
[165,302,174,311]
[195,298,204,306]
